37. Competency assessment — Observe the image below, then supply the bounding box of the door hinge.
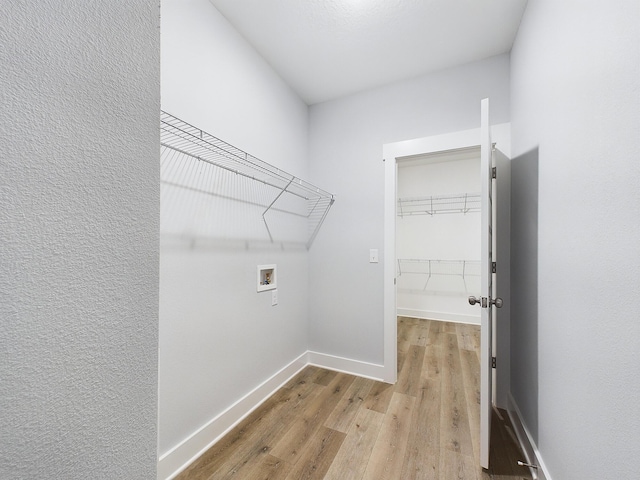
[492,167,497,179]
[492,357,497,369]
[492,262,497,273]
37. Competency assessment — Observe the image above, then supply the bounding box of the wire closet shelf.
[397,193,481,217]
[397,259,481,279]
[160,111,335,249]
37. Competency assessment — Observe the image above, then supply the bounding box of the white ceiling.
[209,0,528,105]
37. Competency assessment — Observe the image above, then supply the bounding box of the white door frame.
[382,124,511,384]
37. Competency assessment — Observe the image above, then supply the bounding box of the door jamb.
[382,124,511,384]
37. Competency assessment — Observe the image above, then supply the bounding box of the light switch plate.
[271,290,278,306]
[369,249,379,263]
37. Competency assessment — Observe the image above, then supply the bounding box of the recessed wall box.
[257,265,277,292]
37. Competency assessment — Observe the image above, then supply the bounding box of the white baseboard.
[507,393,553,480]
[307,351,387,383]
[157,351,387,480]
[397,308,480,325]
[157,352,308,480]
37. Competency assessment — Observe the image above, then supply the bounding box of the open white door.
[384,111,511,469]
[474,97,502,469]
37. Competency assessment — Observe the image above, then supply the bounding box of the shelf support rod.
[263,179,294,243]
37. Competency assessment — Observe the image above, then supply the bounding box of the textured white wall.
[308,55,510,364]
[510,1,640,478]
[0,1,160,479]
[159,0,310,458]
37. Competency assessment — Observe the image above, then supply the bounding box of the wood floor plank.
[439,449,479,480]
[427,319,444,345]
[309,367,338,386]
[213,383,326,480]
[397,317,417,341]
[459,347,482,463]
[401,376,441,478]
[241,454,292,480]
[283,426,346,480]
[423,344,443,379]
[415,319,431,347]
[175,377,321,479]
[403,323,442,479]
[398,316,420,326]
[397,317,413,351]
[324,375,374,433]
[470,325,481,358]
[440,333,475,458]
[457,323,479,351]
[269,373,354,464]
[282,365,320,389]
[410,376,441,450]
[401,447,440,480]
[397,347,407,374]
[361,392,416,480]
[362,379,394,414]
[324,407,385,480]
[404,323,420,346]
[407,319,428,346]
[442,321,458,333]
[396,344,426,397]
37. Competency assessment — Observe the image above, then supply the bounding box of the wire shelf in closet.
[160,111,334,249]
[397,259,480,279]
[397,193,480,217]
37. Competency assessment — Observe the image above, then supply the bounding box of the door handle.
[469,296,503,308]
[468,296,486,307]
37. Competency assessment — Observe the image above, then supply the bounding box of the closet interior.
[396,147,482,324]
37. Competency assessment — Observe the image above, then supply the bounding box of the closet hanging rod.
[161,112,286,180]
[396,259,480,278]
[161,123,283,184]
[397,192,481,216]
[161,142,312,202]
[161,111,333,201]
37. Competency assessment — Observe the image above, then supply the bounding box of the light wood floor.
[176,317,532,480]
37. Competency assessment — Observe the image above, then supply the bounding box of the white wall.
[510,1,640,479]
[0,2,160,479]
[510,148,539,442]
[161,0,308,177]
[397,157,481,323]
[159,0,311,472]
[308,54,510,365]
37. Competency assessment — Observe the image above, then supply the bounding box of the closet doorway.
[396,148,481,325]
[383,113,511,469]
